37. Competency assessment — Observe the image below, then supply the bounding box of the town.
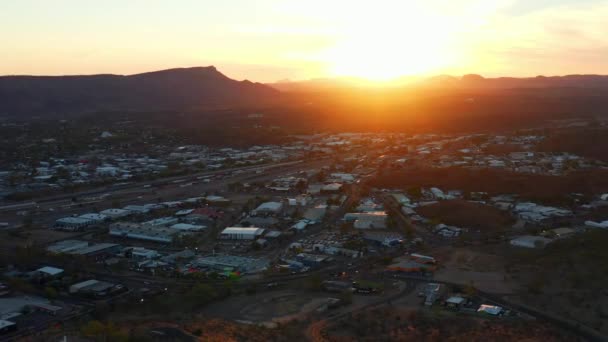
[0,119,606,340]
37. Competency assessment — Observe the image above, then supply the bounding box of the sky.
[1,0,608,82]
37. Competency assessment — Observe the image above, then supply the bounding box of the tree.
[187,284,217,307]
[81,320,128,342]
[21,216,33,229]
[464,281,477,297]
[407,187,423,200]
[295,179,307,193]
[44,286,58,299]
[305,274,323,291]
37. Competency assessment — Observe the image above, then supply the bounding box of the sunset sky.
[2,0,608,82]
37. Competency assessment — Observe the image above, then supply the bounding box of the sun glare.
[317,2,462,81]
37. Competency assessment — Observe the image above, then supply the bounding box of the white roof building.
[109,222,178,243]
[477,304,503,315]
[170,223,206,232]
[35,266,64,277]
[254,202,283,214]
[142,217,179,227]
[510,235,553,248]
[78,213,108,223]
[220,227,265,240]
[100,208,132,219]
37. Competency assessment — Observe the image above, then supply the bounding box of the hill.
[0,66,280,117]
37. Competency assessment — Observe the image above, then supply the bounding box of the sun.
[321,3,458,81]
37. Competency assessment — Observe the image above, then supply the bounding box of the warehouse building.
[219,227,265,240]
[170,223,206,232]
[46,240,89,254]
[54,217,95,231]
[69,279,124,297]
[109,222,178,243]
[142,217,179,227]
[193,255,269,274]
[99,208,132,220]
[253,201,283,216]
[78,213,108,224]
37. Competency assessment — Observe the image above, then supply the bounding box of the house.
[126,247,159,260]
[33,266,64,278]
[254,202,283,215]
[510,235,552,248]
[220,227,265,240]
[344,212,387,222]
[477,304,503,315]
[321,183,343,193]
[423,283,445,306]
[296,253,329,267]
[353,219,387,229]
[547,227,576,239]
[446,296,466,309]
[303,207,327,222]
[96,166,120,177]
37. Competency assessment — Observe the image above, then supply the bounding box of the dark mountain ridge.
[0,66,280,117]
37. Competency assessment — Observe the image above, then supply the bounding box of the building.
[170,223,206,232]
[193,255,269,274]
[353,219,387,229]
[205,195,232,206]
[548,227,576,238]
[296,253,330,267]
[219,227,265,240]
[362,231,403,247]
[69,243,121,260]
[122,205,150,214]
[142,217,179,227]
[303,207,327,222]
[46,240,120,259]
[423,283,445,306]
[47,240,89,254]
[109,222,178,243]
[127,247,159,260]
[254,202,283,215]
[33,266,64,278]
[344,212,387,222]
[69,279,123,297]
[477,304,503,315]
[321,183,343,193]
[510,235,553,248]
[446,296,466,309]
[0,320,17,334]
[78,213,108,224]
[99,208,132,219]
[54,217,95,231]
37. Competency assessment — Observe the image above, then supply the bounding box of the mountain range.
[2,66,608,118]
[0,66,279,117]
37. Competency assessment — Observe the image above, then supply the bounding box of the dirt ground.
[201,290,333,324]
[0,228,83,250]
[432,246,518,294]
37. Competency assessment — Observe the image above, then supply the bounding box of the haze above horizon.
[2,0,608,83]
